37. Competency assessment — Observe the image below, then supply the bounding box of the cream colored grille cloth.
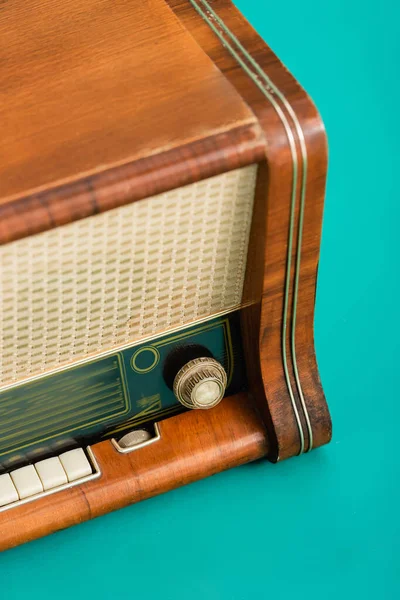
[0,165,257,387]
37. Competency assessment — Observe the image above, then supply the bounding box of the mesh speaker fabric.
[0,165,257,387]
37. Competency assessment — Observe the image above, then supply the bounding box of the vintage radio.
[0,0,332,550]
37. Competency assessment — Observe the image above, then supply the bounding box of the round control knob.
[173,357,227,410]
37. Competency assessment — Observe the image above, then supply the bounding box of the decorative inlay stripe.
[188,0,313,452]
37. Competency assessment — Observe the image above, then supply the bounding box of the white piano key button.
[35,457,68,490]
[11,465,43,499]
[59,448,92,482]
[0,473,19,506]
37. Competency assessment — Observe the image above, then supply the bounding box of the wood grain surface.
[0,0,331,550]
[0,0,255,205]
[0,123,264,244]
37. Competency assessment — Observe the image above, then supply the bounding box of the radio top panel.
[0,0,257,208]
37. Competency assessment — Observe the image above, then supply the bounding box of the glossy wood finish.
[0,394,268,552]
[0,0,331,549]
[167,0,331,460]
[0,123,264,244]
[0,0,258,227]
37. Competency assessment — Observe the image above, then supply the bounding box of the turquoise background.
[1,1,398,597]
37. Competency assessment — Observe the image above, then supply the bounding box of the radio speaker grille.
[0,165,257,387]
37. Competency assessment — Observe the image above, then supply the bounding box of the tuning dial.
[173,357,227,410]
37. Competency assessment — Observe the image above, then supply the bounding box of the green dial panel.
[0,311,247,469]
